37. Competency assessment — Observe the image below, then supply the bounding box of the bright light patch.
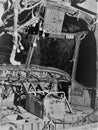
[0,3,4,26]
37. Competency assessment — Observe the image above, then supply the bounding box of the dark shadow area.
[76,31,96,88]
[0,34,13,64]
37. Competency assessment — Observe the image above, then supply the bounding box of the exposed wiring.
[18,10,32,24]
[18,0,42,14]
[80,31,88,40]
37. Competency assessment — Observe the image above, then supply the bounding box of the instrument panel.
[0,64,70,108]
[0,64,70,82]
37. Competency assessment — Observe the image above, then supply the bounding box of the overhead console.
[43,1,93,35]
